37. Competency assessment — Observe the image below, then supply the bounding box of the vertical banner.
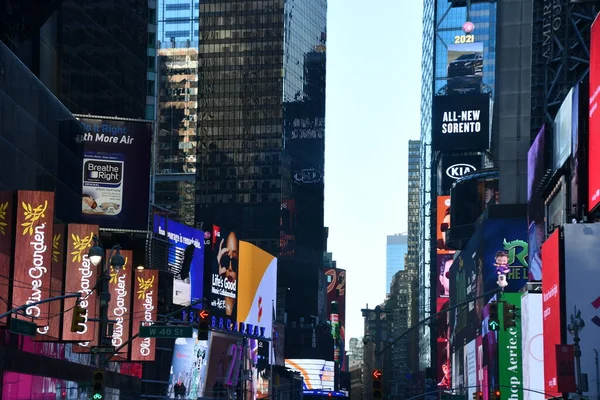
[34,224,66,341]
[12,191,55,328]
[0,191,14,256]
[498,293,523,400]
[61,224,99,343]
[131,269,158,361]
[108,249,132,360]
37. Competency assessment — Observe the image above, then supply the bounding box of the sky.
[324,0,424,342]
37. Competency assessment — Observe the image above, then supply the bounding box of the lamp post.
[567,307,585,396]
[88,235,125,368]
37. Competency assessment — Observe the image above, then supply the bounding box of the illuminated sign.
[211,317,266,338]
[454,34,475,44]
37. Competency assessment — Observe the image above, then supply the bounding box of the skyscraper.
[386,234,408,295]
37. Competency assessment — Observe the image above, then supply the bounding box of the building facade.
[386,234,407,295]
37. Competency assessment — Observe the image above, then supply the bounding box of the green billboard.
[499,293,523,400]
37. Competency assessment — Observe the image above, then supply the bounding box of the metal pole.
[98,248,113,370]
[0,293,81,320]
[594,349,599,400]
[574,332,583,395]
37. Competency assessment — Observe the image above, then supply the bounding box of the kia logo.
[446,163,476,179]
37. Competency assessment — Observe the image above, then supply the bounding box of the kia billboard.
[590,15,600,212]
[439,154,481,194]
[167,330,209,399]
[208,227,239,328]
[432,93,490,151]
[76,116,152,230]
[153,215,205,307]
[446,42,485,96]
[130,268,158,362]
[541,229,561,398]
[498,293,523,400]
[521,292,544,400]
[437,196,454,254]
[107,249,132,360]
[563,224,600,400]
[12,191,55,333]
[61,224,99,345]
[285,359,335,391]
[527,126,547,282]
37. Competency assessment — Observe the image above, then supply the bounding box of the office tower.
[195,0,327,322]
[386,234,408,295]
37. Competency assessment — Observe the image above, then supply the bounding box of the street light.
[567,307,585,395]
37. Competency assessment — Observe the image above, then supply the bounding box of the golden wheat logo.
[137,276,155,299]
[21,200,48,236]
[52,234,61,262]
[0,201,8,235]
[70,232,94,262]
[109,256,128,284]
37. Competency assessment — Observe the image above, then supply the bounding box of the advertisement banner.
[61,224,99,343]
[553,87,574,170]
[153,215,205,307]
[466,340,477,400]
[541,229,561,398]
[498,293,523,400]
[446,41,484,95]
[204,332,243,397]
[131,269,158,362]
[108,249,132,360]
[285,359,335,391]
[209,228,239,327]
[439,154,481,194]
[589,15,600,212]
[244,338,270,400]
[527,126,546,282]
[563,223,600,400]
[432,94,490,151]
[521,293,544,400]
[325,267,346,370]
[77,116,152,230]
[0,191,14,256]
[12,191,55,330]
[436,196,454,254]
[167,330,209,399]
[238,241,277,362]
[34,224,66,341]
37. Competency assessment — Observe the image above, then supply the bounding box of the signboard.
[107,249,132,359]
[138,326,193,338]
[130,269,158,361]
[439,154,482,194]
[498,293,523,400]
[432,94,490,151]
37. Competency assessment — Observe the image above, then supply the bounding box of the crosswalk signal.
[372,369,383,399]
[198,309,210,341]
[70,303,86,333]
[92,370,104,399]
[502,302,517,329]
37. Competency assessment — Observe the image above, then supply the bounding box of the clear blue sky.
[324,0,423,342]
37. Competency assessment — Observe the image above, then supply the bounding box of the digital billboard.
[12,191,55,333]
[325,267,346,370]
[436,298,451,388]
[527,126,546,282]
[446,41,484,95]
[76,116,152,230]
[436,196,454,254]
[590,14,600,212]
[563,224,600,400]
[208,227,239,327]
[167,330,209,399]
[107,249,132,360]
[439,154,481,194]
[243,338,271,400]
[553,87,574,170]
[433,94,490,151]
[130,269,158,362]
[521,292,544,400]
[541,229,561,398]
[465,340,477,400]
[285,359,335,391]
[153,215,205,307]
[204,332,243,398]
[498,293,523,400]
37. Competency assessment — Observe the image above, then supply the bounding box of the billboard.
[285,359,335,391]
[436,298,451,388]
[167,330,209,399]
[77,116,152,230]
[204,332,243,398]
[446,42,484,95]
[243,338,271,400]
[563,224,600,400]
[209,227,239,327]
[108,249,133,359]
[325,268,346,370]
[436,196,454,254]
[439,154,481,194]
[527,126,547,281]
[589,15,600,212]
[61,224,99,344]
[130,269,158,362]
[521,292,544,400]
[12,191,55,332]
[432,94,490,151]
[153,215,205,307]
[498,293,523,400]
[465,340,477,400]
[553,87,574,170]
[541,229,561,398]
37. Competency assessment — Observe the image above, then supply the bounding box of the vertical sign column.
[131,268,158,361]
[108,249,132,360]
[498,293,523,400]
[0,191,14,326]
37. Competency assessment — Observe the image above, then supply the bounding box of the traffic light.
[473,391,484,400]
[92,370,104,399]
[502,302,517,329]
[492,387,501,400]
[70,303,86,333]
[372,369,383,399]
[198,309,210,341]
[488,301,499,331]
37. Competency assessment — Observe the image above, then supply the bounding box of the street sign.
[488,320,499,331]
[91,346,116,354]
[139,325,194,338]
[9,318,37,337]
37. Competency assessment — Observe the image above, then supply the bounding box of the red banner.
[61,224,99,344]
[34,224,66,341]
[556,344,577,393]
[0,191,14,256]
[12,191,55,329]
[130,269,158,361]
[108,249,133,360]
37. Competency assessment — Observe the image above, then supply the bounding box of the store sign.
[446,163,477,180]
[131,269,158,361]
[498,293,523,400]
[108,249,132,359]
[211,317,266,338]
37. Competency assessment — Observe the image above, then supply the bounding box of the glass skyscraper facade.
[386,234,408,295]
